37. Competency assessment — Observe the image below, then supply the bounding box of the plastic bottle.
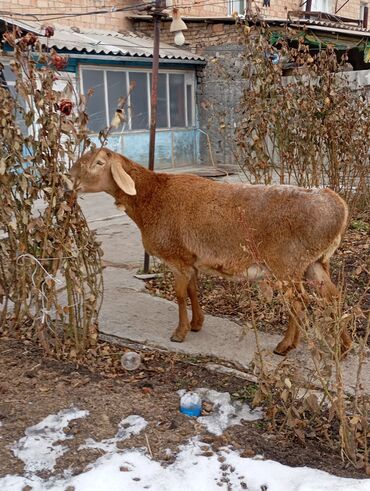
[180,391,202,417]
[121,351,141,371]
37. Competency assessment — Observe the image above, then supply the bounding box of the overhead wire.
[0,2,154,21]
[0,2,120,10]
[0,0,236,52]
[0,0,241,22]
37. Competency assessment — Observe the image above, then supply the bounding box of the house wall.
[171,0,365,21]
[74,59,199,168]
[133,20,246,167]
[260,0,363,21]
[133,19,243,56]
[171,0,226,17]
[0,0,135,31]
[133,17,370,168]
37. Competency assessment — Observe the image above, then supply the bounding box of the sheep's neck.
[113,167,161,229]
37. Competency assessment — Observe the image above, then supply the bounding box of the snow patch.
[80,415,147,453]
[1,439,369,491]
[179,388,263,435]
[11,407,89,473]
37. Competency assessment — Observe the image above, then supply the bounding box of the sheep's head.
[70,148,136,196]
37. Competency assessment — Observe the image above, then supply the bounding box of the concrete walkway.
[79,193,370,396]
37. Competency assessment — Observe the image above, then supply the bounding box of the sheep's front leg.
[171,272,191,342]
[187,272,204,332]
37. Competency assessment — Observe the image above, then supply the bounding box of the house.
[130,4,370,167]
[0,16,205,169]
[1,0,369,169]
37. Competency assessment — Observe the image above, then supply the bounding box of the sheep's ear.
[111,158,136,196]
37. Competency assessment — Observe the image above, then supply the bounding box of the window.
[150,73,168,128]
[81,67,195,133]
[129,72,148,130]
[107,71,127,127]
[82,69,105,133]
[311,0,331,12]
[169,73,185,127]
[228,0,246,15]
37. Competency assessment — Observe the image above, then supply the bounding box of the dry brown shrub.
[205,25,369,214]
[0,28,103,355]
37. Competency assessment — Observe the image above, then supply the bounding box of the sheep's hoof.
[340,343,352,359]
[340,332,352,359]
[191,317,204,332]
[273,342,293,357]
[170,332,186,343]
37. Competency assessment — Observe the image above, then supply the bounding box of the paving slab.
[78,193,370,396]
[100,267,282,364]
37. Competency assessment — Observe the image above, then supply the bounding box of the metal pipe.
[305,0,312,18]
[335,0,350,14]
[363,6,368,29]
[144,0,161,274]
[148,10,161,171]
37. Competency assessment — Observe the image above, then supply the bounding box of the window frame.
[0,57,31,135]
[311,0,332,12]
[1,58,17,92]
[79,65,196,134]
[227,0,246,15]
[360,2,368,20]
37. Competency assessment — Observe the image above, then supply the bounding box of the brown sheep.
[70,147,352,356]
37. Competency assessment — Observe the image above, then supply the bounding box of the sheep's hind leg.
[274,294,305,356]
[171,272,191,343]
[306,261,352,356]
[187,272,204,332]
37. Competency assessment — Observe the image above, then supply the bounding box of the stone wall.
[197,44,246,167]
[133,19,243,55]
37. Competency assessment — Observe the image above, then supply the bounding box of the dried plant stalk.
[0,29,103,355]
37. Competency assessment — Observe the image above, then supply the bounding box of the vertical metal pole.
[305,0,312,18]
[363,6,369,29]
[144,2,161,274]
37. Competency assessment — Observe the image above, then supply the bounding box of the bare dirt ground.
[0,217,368,482]
[0,336,367,482]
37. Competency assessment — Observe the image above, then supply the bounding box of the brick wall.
[336,0,363,19]
[170,0,365,22]
[257,0,363,21]
[172,0,226,17]
[0,0,135,31]
[0,0,364,33]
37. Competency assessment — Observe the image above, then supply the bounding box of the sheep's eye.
[96,160,104,166]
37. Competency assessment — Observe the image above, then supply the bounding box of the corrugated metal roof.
[131,13,370,38]
[286,14,370,36]
[0,16,204,61]
[290,21,370,37]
